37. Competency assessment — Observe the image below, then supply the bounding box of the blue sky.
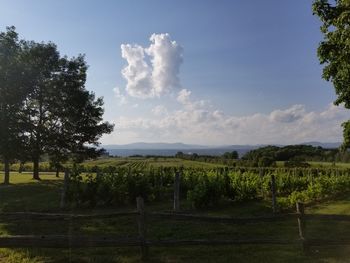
[1,0,348,145]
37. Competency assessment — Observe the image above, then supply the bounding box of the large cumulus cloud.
[121,33,183,98]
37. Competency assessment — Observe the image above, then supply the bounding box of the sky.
[1,0,349,145]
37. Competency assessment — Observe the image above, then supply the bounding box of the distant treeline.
[129,145,350,167]
[240,145,349,167]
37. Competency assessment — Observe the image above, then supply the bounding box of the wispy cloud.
[109,99,350,145]
[151,105,168,116]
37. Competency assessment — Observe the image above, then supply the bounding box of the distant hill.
[101,141,341,157]
[103,142,208,150]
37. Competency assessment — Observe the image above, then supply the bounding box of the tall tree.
[0,26,28,184]
[1,29,114,181]
[46,55,114,173]
[313,0,350,148]
[21,41,62,180]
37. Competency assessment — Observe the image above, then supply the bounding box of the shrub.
[187,175,223,208]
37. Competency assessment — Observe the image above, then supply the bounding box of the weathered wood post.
[174,170,181,212]
[270,174,277,214]
[60,170,70,209]
[296,202,307,253]
[136,196,148,260]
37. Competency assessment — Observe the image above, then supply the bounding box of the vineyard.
[66,165,350,211]
[0,157,224,174]
[0,163,350,262]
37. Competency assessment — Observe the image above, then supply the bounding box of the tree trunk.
[33,157,40,180]
[4,159,10,185]
[56,167,60,178]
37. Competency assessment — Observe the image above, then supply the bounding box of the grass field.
[0,173,349,262]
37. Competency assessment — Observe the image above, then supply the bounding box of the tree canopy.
[0,26,114,182]
[313,0,350,148]
[0,26,30,183]
[241,145,343,167]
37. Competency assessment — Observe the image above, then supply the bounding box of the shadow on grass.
[0,182,349,262]
[0,180,63,213]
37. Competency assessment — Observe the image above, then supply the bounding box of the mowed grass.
[307,161,350,169]
[0,173,349,262]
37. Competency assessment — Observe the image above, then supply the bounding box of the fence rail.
[0,211,138,221]
[0,200,348,260]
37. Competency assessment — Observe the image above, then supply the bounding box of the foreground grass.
[0,173,349,262]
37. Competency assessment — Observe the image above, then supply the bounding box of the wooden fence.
[1,199,350,260]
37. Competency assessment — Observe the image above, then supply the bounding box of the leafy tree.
[21,38,113,180]
[313,0,350,148]
[0,27,114,181]
[223,151,239,159]
[175,151,184,158]
[46,55,114,170]
[0,26,29,184]
[21,41,62,180]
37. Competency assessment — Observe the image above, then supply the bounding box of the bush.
[229,172,261,201]
[187,175,223,208]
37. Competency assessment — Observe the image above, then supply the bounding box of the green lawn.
[307,161,350,169]
[0,173,349,262]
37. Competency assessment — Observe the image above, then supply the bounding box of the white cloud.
[111,100,350,145]
[113,87,127,105]
[270,104,305,123]
[107,33,350,145]
[177,89,191,105]
[152,105,168,116]
[120,44,152,98]
[120,33,183,98]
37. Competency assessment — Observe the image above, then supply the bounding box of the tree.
[0,26,29,184]
[175,151,184,158]
[46,55,114,170]
[222,151,238,159]
[1,28,114,181]
[313,0,350,148]
[21,41,62,180]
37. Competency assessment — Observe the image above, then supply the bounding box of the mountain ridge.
[103,141,341,150]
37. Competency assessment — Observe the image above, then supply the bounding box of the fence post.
[60,169,70,209]
[174,170,180,212]
[136,196,148,260]
[296,202,307,253]
[270,174,277,214]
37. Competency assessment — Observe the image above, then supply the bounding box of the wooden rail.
[0,211,138,220]
[149,212,297,224]
[0,200,349,260]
